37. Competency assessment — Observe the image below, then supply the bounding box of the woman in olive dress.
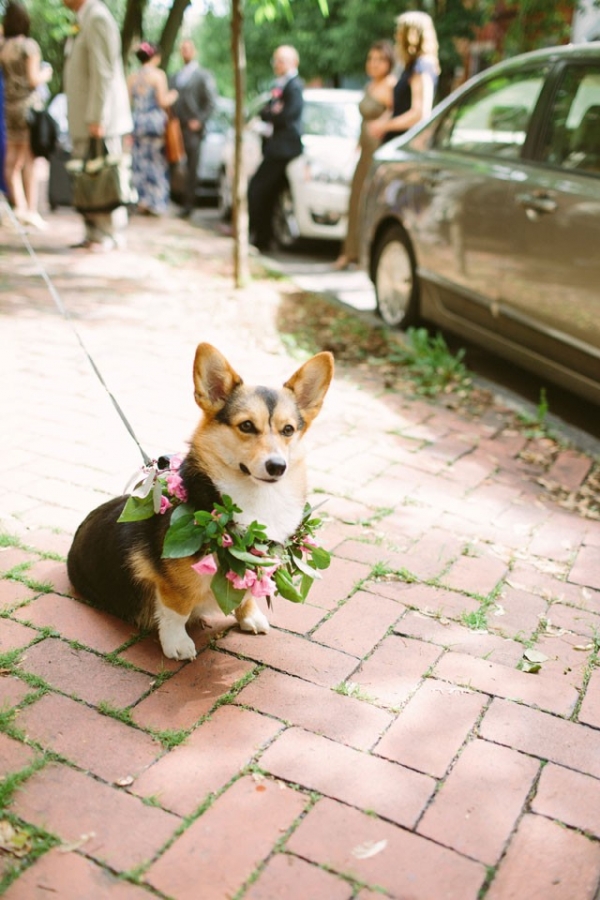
[334,41,396,270]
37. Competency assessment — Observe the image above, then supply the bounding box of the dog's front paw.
[237,607,270,635]
[157,605,197,660]
[160,631,197,660]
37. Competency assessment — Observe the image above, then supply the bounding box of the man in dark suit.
[248,45,304,252]
[172,39,217,218]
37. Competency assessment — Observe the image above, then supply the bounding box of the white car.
[171,97,234,201]
[218,88,362,247]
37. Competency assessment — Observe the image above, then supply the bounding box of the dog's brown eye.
[239,420,256,434]
[282,424,295,437]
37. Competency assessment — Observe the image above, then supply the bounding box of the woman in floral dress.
[127,42,177,216]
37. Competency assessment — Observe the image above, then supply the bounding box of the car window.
[539,64,600,175]
[302,100,361,138]
[433,65,548,159]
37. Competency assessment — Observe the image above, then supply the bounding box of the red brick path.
[1,208,599,898]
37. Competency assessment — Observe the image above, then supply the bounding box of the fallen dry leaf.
[0,820,32,858]
[58,833,96,853]
[352,839,388,860]
[523,649,550,663]
[115,776,134,788]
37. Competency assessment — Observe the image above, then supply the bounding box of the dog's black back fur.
[67,452,222,623]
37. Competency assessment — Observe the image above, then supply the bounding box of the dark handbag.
[69,139,137,214]
[165,113,185,165]
[28,107,58,160]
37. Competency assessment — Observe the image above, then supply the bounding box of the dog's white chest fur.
[215,476,304,544]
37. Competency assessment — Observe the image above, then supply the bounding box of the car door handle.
[516,192,557,214]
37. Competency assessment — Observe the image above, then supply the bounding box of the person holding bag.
[62,0,133,252]
[127,42,177,217]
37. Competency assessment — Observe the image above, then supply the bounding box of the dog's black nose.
[266,457,287,478]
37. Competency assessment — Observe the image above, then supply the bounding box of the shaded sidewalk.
[1,206,600,899]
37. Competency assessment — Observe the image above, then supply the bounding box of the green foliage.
[199,0,485,98]
[119,463,331,617]
[389,328,472,398]
[501,0,578,56]
[15,0,583,103]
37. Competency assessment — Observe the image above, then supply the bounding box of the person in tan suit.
[62,0,133,251]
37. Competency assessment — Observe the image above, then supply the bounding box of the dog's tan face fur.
[190,343,334,491]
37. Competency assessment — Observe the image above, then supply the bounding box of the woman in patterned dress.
[0,1,52,230]
[127,42,178,216]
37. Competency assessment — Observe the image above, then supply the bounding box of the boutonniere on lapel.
[64,21,79,56]
[270,87,283,114]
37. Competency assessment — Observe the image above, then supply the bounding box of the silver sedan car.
[360,43,600,405]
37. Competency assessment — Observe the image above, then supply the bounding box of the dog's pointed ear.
[284,351,334,428]
[193,343,243,414]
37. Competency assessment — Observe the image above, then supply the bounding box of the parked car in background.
[360,43,600,405]
[170,97,233,202]
[218,88,362,247]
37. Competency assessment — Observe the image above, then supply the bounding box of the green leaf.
[300,572,314,600]
[211,570,246,616]
[310,547,331,570]
[228,548,278,566]
[291,554,320,579]
[117,494,155,522]
[274,568,304,603]
[162,508,203,558]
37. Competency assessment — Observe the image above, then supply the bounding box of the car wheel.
[373,225,419,329]
[272,186,300,249]
[218,168,232,221]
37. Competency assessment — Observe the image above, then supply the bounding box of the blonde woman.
[334,40,396,271]
[368,11,440,144]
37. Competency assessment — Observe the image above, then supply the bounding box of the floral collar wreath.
[118,455,331,616]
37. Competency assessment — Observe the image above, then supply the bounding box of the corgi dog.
[67,343,334,661]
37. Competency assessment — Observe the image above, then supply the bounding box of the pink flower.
[191,554,217,576]
[169,454,183,471]
[226,569,257,590]
[159,495,173,515]
[251,573,277,599]
[166,472,188,503]
[221,534,233,548]
[302,537,318,552]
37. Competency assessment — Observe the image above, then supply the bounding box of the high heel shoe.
[332,255,357,271]
[16,210,47,231]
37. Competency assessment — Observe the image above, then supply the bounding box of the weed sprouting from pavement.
[388,328,472,397]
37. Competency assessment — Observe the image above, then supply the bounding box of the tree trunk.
[158,0,192,70]
[231,0,249,287]
[121,0,148,63]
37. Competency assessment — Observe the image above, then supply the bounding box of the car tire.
[272,185,300,249]
[218,168,232,221]
[373,224,420,329]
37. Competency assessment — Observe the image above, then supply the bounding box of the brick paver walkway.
[1,206,599,899]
